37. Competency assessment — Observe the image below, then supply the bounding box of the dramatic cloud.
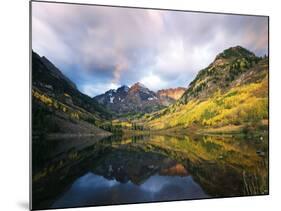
[32,2,268,97]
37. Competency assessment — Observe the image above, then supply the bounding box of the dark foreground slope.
[32,51,112,137]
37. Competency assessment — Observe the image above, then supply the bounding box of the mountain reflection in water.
[52,173,207,208]
[32,134,268,209]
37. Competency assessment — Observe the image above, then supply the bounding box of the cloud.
[140,73,166,91]
[81,82,120,97]
[32,2,268,97]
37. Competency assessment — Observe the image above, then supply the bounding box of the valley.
[32,46,268,137]
[32,46,268,209]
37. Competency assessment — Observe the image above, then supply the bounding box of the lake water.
[32,133,268,209]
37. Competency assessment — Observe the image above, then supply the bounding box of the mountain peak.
[117,85,129,92]
[106,89,116,93]
[179,46,263,104]
[215,45,256,61]
[131,82,147,89]
[130,82,149,93]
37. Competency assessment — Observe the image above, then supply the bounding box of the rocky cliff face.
[157,87,186,100]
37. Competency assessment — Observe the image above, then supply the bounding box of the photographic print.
[31,1,269,210]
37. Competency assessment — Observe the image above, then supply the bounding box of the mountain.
[179,46,263,104]
[94,82,187,115]
[94,82,164,115]
[39,55,77,90]
[32,51,112,136]
[32,51,111,116]
[143,46,269,131]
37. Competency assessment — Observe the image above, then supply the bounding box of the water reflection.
[52,173,207,208]
[32,133,268,209]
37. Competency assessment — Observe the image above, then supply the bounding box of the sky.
[32,2,268,97]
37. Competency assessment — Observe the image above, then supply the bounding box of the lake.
[32,133,268,209]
